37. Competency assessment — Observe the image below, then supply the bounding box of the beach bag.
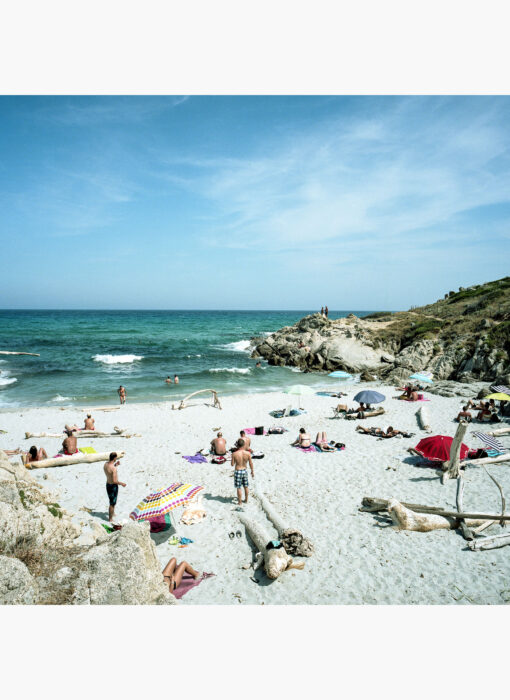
[255,426,264,435]
[211,456,227,464]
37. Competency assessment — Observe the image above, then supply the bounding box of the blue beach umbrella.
[328,371,352,379]
[353,389,386,404]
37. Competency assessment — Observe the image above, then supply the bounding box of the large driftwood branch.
[0,350,40,356]
[172,389,222,410]
[443,422,468,482]
[468,533,510,551]
[361,497,510,521]
[486,427,510,437]
[255,491,314,557]
[456,475,474,540]
[416,405,432,433]
[238,514,304,579]
[483,467,506,528]
[462,453,510,467]
[24,428,140,439]
[24,451,125,470]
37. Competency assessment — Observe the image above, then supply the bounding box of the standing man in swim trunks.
[84,413,95,430]
[104,451,126,522]
[231,439,254,506]
[118,385,126,404]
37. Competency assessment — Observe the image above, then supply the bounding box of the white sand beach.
[1,384,509,605]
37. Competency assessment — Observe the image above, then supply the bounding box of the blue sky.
[1,95,509,310]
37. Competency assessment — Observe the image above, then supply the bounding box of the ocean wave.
[220,340,251,352]
[209,367,251,375]
[0,376,17,386]
[51,394,72,402]
[93,354,144,364]
[186,354,202,359]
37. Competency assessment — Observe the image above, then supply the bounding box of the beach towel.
[314,443,345,452]
[294,444,317,453]
[172,572,215,600]
[79,446,97,454]
[472,431,505,452]
[243,427,267,435]
[182,453,208,464]
[267,426,289,434]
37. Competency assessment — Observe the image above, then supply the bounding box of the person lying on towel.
[356,425,412,439]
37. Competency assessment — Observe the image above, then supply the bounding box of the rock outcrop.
[253,276,510,384]
[0,451,175,605]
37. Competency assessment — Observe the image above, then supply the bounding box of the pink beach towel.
[243,427,267,435]
[294,444,317,453]
[172,572,215,600]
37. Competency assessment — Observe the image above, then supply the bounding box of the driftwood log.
[24,427,140,439]
[255,491,314,557]
[468,533,510,551]
[0,350,40,356]
[456,475,474,540]
[462,453,510,467]
[362,497,510,523]
[173,389,222,411]
[24,451,125,470]
[238,514,304,579]
[387,499,486,532]
[486,427,510,437]
[416,405,432,433]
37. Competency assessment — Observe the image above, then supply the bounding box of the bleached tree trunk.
[387,499,487,532]
[255,491,314,556]
[486,427,510,437]
[25,451,125,470]
[238,514,304,579]
[463,453,510,467]
[468,533,510,551]
[0,350,40,356]
[416,405,432,433]
[442,421,468,482]
[24,429,139,439]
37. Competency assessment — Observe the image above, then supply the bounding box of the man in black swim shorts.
[103,452,126,522]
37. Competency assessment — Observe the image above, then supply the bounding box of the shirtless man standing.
[231,439,254,506]
[104,452,126,522]
[84,413,95,430]
[62,429,78,455]
[210,432,227,455]
[118,385,126,404]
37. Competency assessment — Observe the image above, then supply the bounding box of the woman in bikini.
[162,557,201,593]
[292,428,311,448]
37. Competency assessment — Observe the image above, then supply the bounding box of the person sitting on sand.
[292,428,311,448]
[466,398,484,411]
[162,557,201,593]
[477,405,493,422]
[210,432,227,456]
[238,430,251,452]
[456,406,472,422]
[84,413,95,430]
[347,402,365,414]
[22,445,48,465]
[62,428,78,455]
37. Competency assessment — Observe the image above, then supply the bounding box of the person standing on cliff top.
[320,306,324,316]
[325,306,329,318]
[104,452,126,523]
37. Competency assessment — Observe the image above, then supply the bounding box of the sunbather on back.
[315,431,335,450]
[292,428,311,448]
[211,432,227,455]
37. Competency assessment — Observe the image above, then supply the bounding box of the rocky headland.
[252,276,510,387]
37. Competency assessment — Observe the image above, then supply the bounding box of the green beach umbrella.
[285,384,314,408]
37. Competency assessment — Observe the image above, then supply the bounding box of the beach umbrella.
[353,389,385,404]
[410,373,433,384]
[472,431,505,453]
[414,435,469,463]
[328,370,352,379]
[286,384,315,396]
[130,482,204,532]
[484,392,510,401]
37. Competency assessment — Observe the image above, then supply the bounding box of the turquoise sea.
[0,310,374,408]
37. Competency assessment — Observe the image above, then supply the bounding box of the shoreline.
[2,383,509,604]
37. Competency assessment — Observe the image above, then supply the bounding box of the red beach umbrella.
[414,435,469,462]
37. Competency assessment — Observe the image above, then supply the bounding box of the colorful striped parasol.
[130,482,204,522]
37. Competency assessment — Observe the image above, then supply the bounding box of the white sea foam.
[51,394,72,402]
[0,376,17,386]
[209,367,251,375]
[221,340,251,352]
[186,354,202,359]
[93,354,144,364]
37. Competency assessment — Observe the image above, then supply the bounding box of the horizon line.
[0,307,396,313]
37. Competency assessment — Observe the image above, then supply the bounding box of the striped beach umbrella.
[130,482,204,522]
